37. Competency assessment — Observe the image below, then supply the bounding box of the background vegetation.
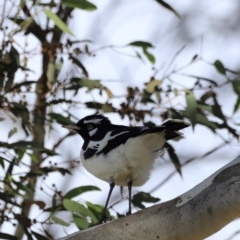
[0,0,239,239]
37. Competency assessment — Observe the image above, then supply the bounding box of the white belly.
[81,132,165,186]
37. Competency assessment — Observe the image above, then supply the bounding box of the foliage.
[0,0,239,239]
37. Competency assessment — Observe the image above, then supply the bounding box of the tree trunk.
[60,156,240,240]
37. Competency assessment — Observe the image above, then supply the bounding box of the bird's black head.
[62,114,111,140]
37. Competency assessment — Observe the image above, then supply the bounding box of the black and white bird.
[62,114,190,223]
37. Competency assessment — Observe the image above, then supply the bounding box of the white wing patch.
[86,131,129,153]
[84,118,103,124]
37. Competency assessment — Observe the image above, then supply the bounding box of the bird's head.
[62,114,111,140]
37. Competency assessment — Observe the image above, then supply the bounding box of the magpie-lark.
[63,114,190,223]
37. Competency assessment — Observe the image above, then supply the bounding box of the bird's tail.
[161,119,190,140]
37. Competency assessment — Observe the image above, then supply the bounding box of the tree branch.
[59,155,240,240]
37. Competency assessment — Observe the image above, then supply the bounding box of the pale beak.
[62,125,80,131]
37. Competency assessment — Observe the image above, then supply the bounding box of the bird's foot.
[126,211,132,216]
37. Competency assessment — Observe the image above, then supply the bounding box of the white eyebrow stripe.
[84,118,103,124]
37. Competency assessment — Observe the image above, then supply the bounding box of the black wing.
[161,119,190,140]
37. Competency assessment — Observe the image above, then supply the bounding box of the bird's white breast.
[81,131,166,186]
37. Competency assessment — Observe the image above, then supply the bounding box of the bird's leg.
[98,181,115,224]
[126,180,132,216]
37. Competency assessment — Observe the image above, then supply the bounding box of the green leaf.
[196,113,217,132]
[185,91,197,129]
[86,201,108,221]
[155,0,181,19]
[62,0,97,11]
[145,80,162,93]
[8,127,17,139]
[49,113,74,125]
[143,47,155,64]
[64,185,100,199]
[63,199,97,222]
[214,60,226,75]
[43,9,74,36]
[73,213,89,229]
[132,192,160,209]
[0,233,18,240]
[55,57,64,80]
[128,41,155,64]
[141,90,155,104]
[51,214,70,227]
[232,79,240,95]
[0,117,5,122]
[102,103,114,112]
[165,142,181,175]
[128,41,154,48]
[233,96,240,113]
[80,78,101,89]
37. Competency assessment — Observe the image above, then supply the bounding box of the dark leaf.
[86,201,109,221]
[200,91,216,102]
[128,41,154,48]
[185,91,197,129]
[143,47,155,64]
[47,99,73,105]
[212,96,226,121]
[232,79,240,95]
[165,142,181,175]
[0,157,5,169]
[141,90,155,104]
[233,96,240,113]
[214,60,226,75]
[184,74,217,86]
[155,0,181,19]
[192,54,198,61]
[85,101,102,109]
[31,231,49,240]
[24,200,46,209]
[7,80,36,93]
[144,121,156,127]
[69,56,88,77]
[0,233,18,240]
[132,192,160,209]
[49,113,74,125]
[9,18,45,42]
[170,109,183,119]
[64,185,100,199]
[62,0,97,11]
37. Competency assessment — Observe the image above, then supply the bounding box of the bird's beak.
[62,125,80,131]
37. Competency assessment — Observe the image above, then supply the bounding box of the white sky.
[1,0,240,239]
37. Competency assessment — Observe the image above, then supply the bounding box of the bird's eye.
[87,124,93,130]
